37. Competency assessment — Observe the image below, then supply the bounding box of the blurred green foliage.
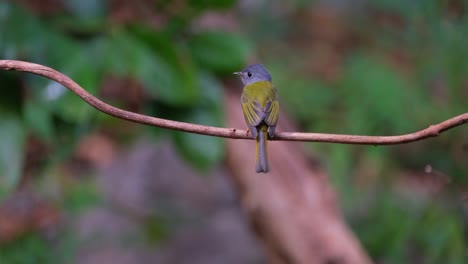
[1,0,468,263]
[0,0,250,194]
[0,0,248,262]
[0,234,58,264]
[252,0,468,263]
[0,179,99,263]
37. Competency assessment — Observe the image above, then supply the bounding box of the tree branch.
[1,59,466,145]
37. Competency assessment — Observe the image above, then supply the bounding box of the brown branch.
[1,59,467,145]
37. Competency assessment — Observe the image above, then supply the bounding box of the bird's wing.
[263,85,279,137]
[264,99,279,127]
[241,93,265,138]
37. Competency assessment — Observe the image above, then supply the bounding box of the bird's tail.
[255,126,269,173]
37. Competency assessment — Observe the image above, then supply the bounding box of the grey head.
[233,64,272,86]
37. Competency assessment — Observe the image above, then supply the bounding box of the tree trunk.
[224,87,372,264]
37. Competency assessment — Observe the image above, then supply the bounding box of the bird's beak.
[233,72,241,75]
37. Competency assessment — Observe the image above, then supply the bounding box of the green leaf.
[23,100,54,141]
[0,116,25,191]
[197,71,223,109]
[0,3,45,59]
[0,72,22,114]
[130,25,200,100]
[54,49,100,123]
[171,73,225,170]
[64,0,107,20]
[103,31,200,106]
[341,55,419,134]
[29,47,100,124]
[188,0,237,11]
[189,31,251,73]
[63,179,101,212]
[129,26,180,63]
[173,108,225,170]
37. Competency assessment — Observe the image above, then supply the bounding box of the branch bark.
[0,59,467,145]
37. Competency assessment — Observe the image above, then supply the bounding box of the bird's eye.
[247,72,252,77]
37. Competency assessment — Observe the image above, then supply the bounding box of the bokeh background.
[0,0,467,263]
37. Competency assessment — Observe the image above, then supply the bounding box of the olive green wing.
[241,93,265,138]
[263,85,279,137]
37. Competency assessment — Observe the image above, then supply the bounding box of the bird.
[234,64,279,173]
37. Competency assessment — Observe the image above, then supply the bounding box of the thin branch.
[1,60,467,145]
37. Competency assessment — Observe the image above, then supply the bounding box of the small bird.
[234,64,279,173]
